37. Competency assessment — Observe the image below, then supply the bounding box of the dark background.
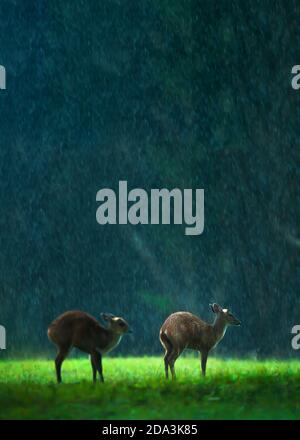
[0,0,299,357]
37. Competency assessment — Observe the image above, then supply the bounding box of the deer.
[159,303,240,379]
[48,310,131,383]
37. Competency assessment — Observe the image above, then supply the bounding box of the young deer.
[48,311,131,383]
[159,303,240,379]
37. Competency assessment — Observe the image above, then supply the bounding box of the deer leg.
[200,350,208,377]
[90,356,97,383]
[91,351,104,383]
[55,346,70,383]
[160,332,173,379]
[164,351,170,379]
[168,349,181,380]
[164,343,174,380]
[97,353,104,383]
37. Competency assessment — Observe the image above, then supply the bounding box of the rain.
[0,0,299,363]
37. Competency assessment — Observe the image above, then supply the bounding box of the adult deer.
[48,311,131,383]
[160,303,240,379]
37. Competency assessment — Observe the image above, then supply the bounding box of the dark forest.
[0,0,299,358]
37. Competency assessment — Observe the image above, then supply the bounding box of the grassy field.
[0,356,299,419]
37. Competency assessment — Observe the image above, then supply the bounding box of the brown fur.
[48,310,130,383]
[159,304,240,379]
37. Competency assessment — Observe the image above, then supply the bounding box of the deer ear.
[101,312,114,321]
[210,303,222,313]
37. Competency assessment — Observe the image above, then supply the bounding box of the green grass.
[0,356,300,419]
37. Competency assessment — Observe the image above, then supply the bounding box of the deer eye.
[118,321,125,327]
